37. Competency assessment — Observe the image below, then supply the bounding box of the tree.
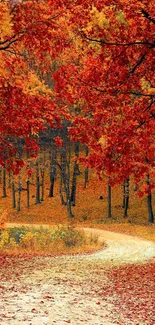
[53,0,155,221]
[0,0,70,169]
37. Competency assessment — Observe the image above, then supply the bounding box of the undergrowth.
[0,225,103,255]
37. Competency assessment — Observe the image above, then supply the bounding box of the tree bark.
[26,180,30,208]
[35,162,40,204]
[59,148,67,205]
[107,179,112,218]
[122,182,126,208]
[84,145,89,189]
[49,147,57,197]
[12,181,16,208]
[146,174,154,223]
[123,178,130,218]
[71,142,80,206]
[59,175,67,205]
[40,168,45,201]
[8,171,11,188]
[59,135,74,217]
[17,178,22,212]
[67,198,74,218]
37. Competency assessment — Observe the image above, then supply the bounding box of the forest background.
[0,0,155,247]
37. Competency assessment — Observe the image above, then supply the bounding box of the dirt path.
[81,227,155,264]
[1,225,155,325]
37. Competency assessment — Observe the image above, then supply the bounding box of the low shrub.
[54,225,84,247]
[9,227,27,243]
[0,225,92,253]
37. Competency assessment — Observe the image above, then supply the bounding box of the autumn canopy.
[0,0,154,188]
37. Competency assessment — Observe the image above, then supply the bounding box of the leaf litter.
[0,229,155,325]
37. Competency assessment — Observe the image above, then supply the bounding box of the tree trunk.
[40,168,44,201]
[26,180,30,208]
[59,148,67,205]
[122,182,126,208]
[65,143,74,218]
[59,175,66,205]
[71,142,80,206]
[35,162,40,204]
[123,178,130,218]
[59,137,74,217]
[12,182,16,208]
[59,175,67,205]
[146,174,154,223]
[84,145,89,189]
[8,171,11,188]
[71,172,77,206]
[17,178,22,212]
[49,147,57,197]
[107,179,112,218]
[67,198,74,218]
[49,175,55,197]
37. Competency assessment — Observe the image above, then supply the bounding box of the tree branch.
[136,100,155,129]
[0,38,19,51]
[130,52,148,74]
[141,9,155,25]
[79,79,155,98]
[81,31,154,47]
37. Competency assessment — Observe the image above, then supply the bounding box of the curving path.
[1,225,155,325]
[5,223,155,265]
[81,227,155,264]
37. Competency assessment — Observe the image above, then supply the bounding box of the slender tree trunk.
[49,147,57,197]
[2,159,7,198]
[40,168,44,201]
[49,175,55,197]
[66,143,74,218]
[59,175,66,205]
[26,180,30,208]
[60,139,74,217]
[17,178,22,212]
[107,179,112,218]
[146,174,154,223]
[84,146,89,189]
[57,124,74,217]
[122,182,126,208]
[71,142,80,206]
[36,176,40,204]
[59,149,67,205]
[123,178,130,218]
[12,181,16,208]
[8,171,11,188]
[35,162,40,204]
[71,172,77,206]
[67,198,74,218]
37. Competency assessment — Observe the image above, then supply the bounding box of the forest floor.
[0,226,155,325]
[0,173,155,324]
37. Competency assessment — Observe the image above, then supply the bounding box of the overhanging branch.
[141,9,155,25]
[81,31,154,47]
